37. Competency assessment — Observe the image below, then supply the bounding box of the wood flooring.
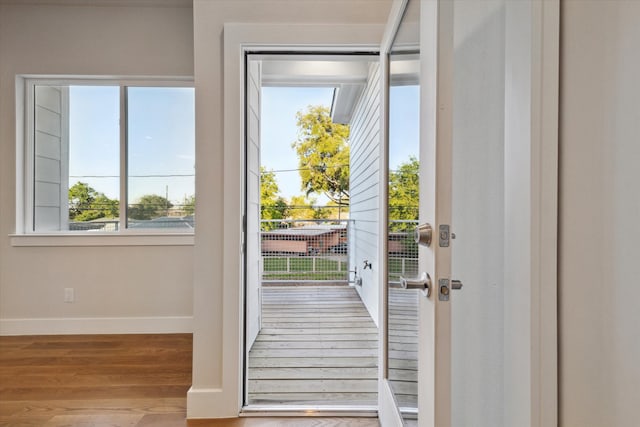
[0,333,380,426]
[0,333,191,426]
[0,287,389,426]
[247,287,379,406]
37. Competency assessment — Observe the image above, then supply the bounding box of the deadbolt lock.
[414,223,433,247]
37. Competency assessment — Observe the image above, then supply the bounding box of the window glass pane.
[126,87,195,230]
[33,85,120,232]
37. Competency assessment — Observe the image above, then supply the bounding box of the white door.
[380,2,453,425]
[380,1,558,427]
[246,59,262,350]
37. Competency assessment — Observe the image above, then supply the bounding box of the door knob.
[399,272,432,297]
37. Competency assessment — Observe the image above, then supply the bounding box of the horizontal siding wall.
[34,86,68,232]
[349,62,381,326]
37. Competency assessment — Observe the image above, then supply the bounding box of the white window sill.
[10,233,195,247]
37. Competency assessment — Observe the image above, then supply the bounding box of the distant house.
[261,225,344,255]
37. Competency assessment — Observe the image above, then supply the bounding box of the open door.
[246,59,262,350]
[379,1,454,426]
[379,1,558,426]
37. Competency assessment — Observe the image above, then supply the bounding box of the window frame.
[13,76,195,246]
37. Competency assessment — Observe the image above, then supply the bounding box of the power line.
[262,165,349,174]
[69,174,195,178]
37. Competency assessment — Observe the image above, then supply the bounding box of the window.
[23,79,195,234]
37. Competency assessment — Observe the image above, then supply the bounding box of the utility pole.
[165,185,169,216]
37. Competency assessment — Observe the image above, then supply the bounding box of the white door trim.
[187,22,383,419]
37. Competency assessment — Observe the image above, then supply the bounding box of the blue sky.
[67,84,417,206]
[68,86,195,205]
[389,85,420,169]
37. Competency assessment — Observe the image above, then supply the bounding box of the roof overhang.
[259,56,376,124]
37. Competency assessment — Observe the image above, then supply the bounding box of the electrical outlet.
[64,287,74,303]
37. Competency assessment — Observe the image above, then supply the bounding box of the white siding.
[34,86,68,231]
[348,63,381,326]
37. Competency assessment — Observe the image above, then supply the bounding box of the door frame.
[187,22,384,418]
[188,3,559,421]
[377,0,559,426]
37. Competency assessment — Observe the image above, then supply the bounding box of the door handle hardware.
[399,272,432,297]
[414,223,433,247]
[439,278,463,301]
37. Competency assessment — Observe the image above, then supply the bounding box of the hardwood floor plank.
[188,417,379,426]
[0,334,191,426]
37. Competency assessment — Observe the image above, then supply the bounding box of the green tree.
[291,105,350,208]
[260,167,288,228]
[287,195,329,220]
[324,200,349,220]
[128,194,173,220]
[68,182,118,222]
[389,156,419,228]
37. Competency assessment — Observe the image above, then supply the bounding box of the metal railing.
[388,220,419,284]
[261,219,350,282]
[259,219,420,283]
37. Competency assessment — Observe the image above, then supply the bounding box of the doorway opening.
[243,53,382,410]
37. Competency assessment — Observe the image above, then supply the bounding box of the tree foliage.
[128,194,173,220]
[287,195,330,220]
[389,156,419,226]
[260,167,288,227]
[68,182,118,222]
[292,105,350,206]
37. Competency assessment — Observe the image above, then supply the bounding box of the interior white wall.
[560,2,640,426]
[349,62,382,327]
[191,0,391,418]
[0,0,195,334]
[451,1,505,426]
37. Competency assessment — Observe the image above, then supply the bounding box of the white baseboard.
[187,386,238,419]
[0,316,193,335]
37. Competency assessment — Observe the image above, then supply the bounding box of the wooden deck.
[248,286,379,406]
[388,288,419,409]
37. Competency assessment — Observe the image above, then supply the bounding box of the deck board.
[388,287,419,409]
[247,286,418,408]
[247,286,379,406]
